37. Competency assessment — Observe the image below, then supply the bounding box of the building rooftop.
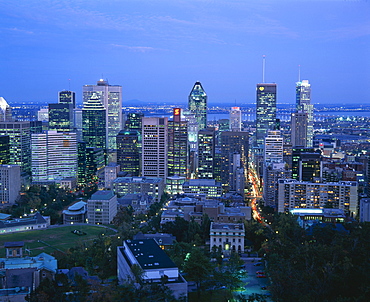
[90,190,115,200]
[0,213,47,229]
[113,177,163,184]
[0,252,57,272]
[211,223,244,231]
[124,239,176,270]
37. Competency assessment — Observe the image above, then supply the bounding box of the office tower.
[48,103,73,132]
[82,93,107,150]
[83,79,122,150]
[59,90,76,109]
[198,128,215,179]
[278,179,357,216]
[0,97,13,122]
[116,129,141,176]
[0,136,10,165]
[255,83,277,147]
[291,112,308,147]
[37,108,49,122]
[30,121,43,134]
[141,117,168,179]
[216,119,230,146]
[168,108,188,178]
[230,107,242,131]
[86,147,105,183]
[182,110,198,178]
[264,130,284,163]
[125,112,144,131]
[292,147,322,181]
[296,80,313,147]
[188,81,207,131]
[77,141,87,185]
[73,108,83,141]
[31,131,77,182]
[0,122,31,174]
[0,165,21,205]
[220,131,249,191]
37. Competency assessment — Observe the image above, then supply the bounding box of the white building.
[87,190,117,225]
[83,79,122,150]
[31,131,77,182]
[230,107,242,131]
[141,117,168,179]
[264,130,283,163]
[37,108,49,122]
[278,179,358,217]
[210,222,245,253]
[0,165,21,206]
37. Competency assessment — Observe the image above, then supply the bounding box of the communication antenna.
[262,55,266,83]
[298,65,301,82]
[68,79,71,91]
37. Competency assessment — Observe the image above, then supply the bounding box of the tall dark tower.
[82,93,107,151]
[59,90,76,109]
[168,108,188,178]
[48,103,73,132]
[292,147,322,181]
[198,127,215,179]
[188,82,207,130]
[116,129,141,176]
[255,83,277,147]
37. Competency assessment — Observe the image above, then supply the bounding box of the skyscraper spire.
[262,55,266,83]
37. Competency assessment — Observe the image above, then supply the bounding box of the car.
[256,274,266,278]
[256,271,265,275]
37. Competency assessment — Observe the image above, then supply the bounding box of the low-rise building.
[290,208,346,228]
[210,223,245,253]
[117,239,187,300]
[0,213,49,234]
[182,179,222,199]
[87,190,117,225]
[63,201,87,224]
[113,176,164,202]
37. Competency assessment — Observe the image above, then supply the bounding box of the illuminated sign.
[174,108,181,116]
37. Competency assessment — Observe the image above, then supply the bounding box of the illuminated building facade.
[198,128,215,179]
[48,103,73,132]
[255,83,277,147]
[188,81,207,131]
[291,112,308,147]
[58,90,76,108]
[292,147,322,181]
[83,80,122,150]
[116,129,141,176]
[230,107,242,131]
[167,108,188,178]
[0,135,10,165]
[296,80,313,147]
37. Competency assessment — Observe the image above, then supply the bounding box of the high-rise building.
[220,131,249,191]
[31,131,77,182]
[230,107,242,131]
[116,129,141,176]
[124,112,144,132]
[0,136,10,165]
[296,80,313,147]
[264,130,284,163]
[141,117,168,179]
[59,90,76,109]
[168,108,188,178]
[292,147,322,181]
[83,79,122,150]
[48,103,74,132]
[0,165,21,205]
[255,83,277,147]
[291,112,308,147]
[0,97,13,122]
[188,81,207,131]
[198,128,215,179]
[86,147,105,184]
[0,122,31,175]
[82,93,107,151]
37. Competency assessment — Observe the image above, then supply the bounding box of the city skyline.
[1,0,369,105]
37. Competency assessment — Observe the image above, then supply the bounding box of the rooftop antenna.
[68,79,71,91]
[262,55,266,83]
[298,65,301,82]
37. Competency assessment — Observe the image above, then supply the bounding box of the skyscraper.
[296,80,313,147]
[255,83,277,147]
[188,81,207,131]
[31,131,77,182]
[291,112,308,147]
[230,107,242,131]
[292,147,322,182]
[198,128,215,179]
[141,117,168,179]
[82,93,107,151]
[167,108,188,178]
[116,129,141,176]
[83,79,122,150]
[264,130,284,163]
[48,103,74,132]
[0,97,13,122]
[59,90,76,109]
[0,136,10,165]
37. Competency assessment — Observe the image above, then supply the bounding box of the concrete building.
[290,208,346,229]
[278,179,358,216]
[264,130,284,163]
[360,198,370,222]
[113,176,164,202]
[87,190,117,225]
[0,213,50,234]
[296,80,313,147]
[182,179,222,198]
[210,223,245,253]
[291,111,308,147]
[117,239,187,300]
[229,107,242,131]
[0,165,21,206]
[63,201,87,224]
[141,117,168,179]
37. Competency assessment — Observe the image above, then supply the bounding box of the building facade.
[116,129,141,176]
[0,165,21,206]
[210,223,245,253]
[296,80,313,147]
[188,81,207,131]
[87,190,117,225]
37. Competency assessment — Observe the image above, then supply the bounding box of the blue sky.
[1,0,369,105]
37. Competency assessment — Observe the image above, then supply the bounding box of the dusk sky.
[1,0,369,106]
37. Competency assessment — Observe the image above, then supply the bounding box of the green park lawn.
[0,225,116,257]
